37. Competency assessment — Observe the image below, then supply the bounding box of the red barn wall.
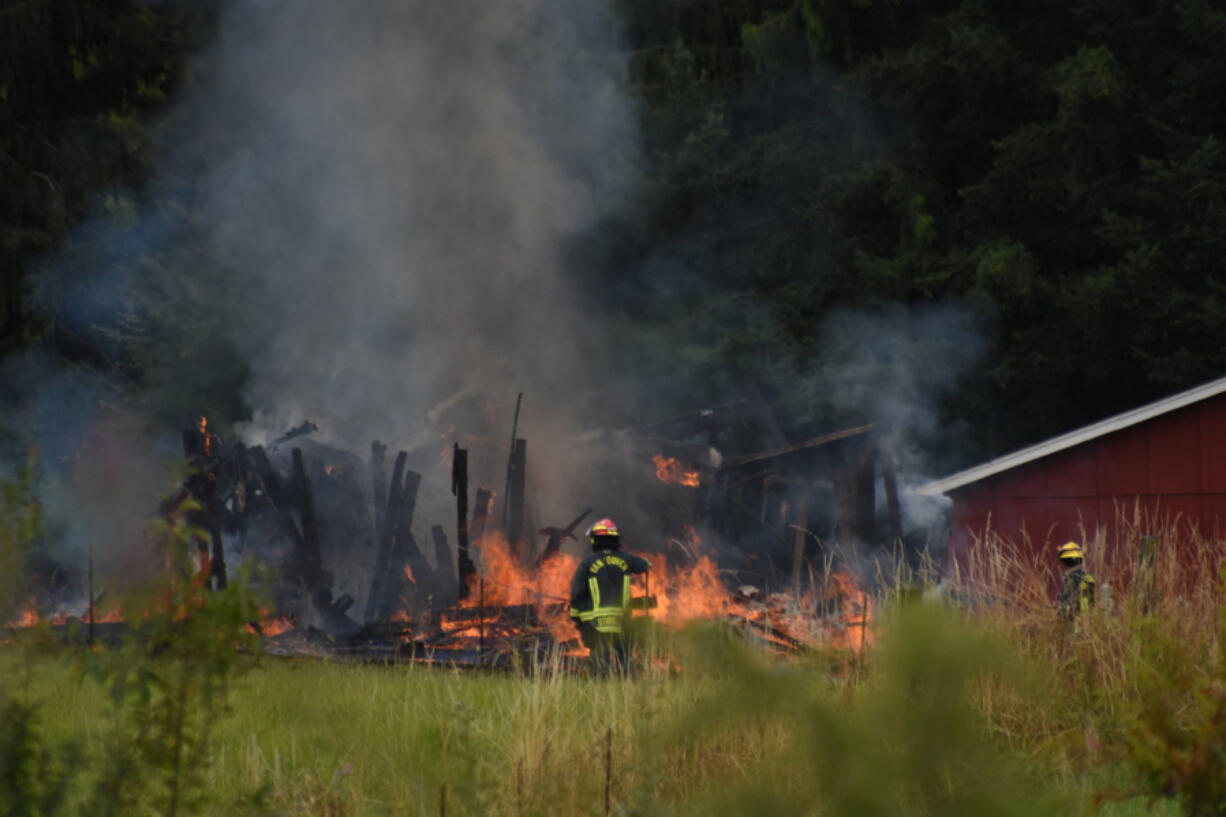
[947,391,1226,560]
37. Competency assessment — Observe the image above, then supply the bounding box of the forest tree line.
[2,0,1224,467]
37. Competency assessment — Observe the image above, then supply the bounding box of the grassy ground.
[1,618,1181,817]
[3,509,1219,816]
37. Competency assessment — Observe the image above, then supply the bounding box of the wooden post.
[791,482,811,589]
[471,487,493,548]
[431,525,456,605]
[207,486,227,591]
[881,442,903,547]
[453,444,475,600]
[502,391,523,530]
[365,451,406,621]
[832,438,876,547]
[292,447,325,592]
[388,470,432,616]
[370,440,388,535]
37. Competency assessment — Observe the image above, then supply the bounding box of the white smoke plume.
[5,0,643,588]
[189,1,638,449]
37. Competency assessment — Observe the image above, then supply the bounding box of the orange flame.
[465,530,579,643]
[652,455,701,487]
[198,416,212,457]
[247,608,294,637]
[404,563,416,584]
[11,599,38,628]
[825,572,874,652]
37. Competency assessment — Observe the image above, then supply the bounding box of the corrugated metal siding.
[948,392,1226,560]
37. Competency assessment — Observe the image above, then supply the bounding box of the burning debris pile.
[7,397,902,667]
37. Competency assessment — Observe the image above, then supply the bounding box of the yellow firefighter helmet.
[1057,541,1084,563]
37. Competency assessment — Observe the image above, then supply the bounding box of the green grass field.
[3,511,1220,816]
[1,610,1186,817]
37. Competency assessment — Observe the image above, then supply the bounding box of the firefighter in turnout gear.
[569,518,650,674]
[1057,541,1096,621]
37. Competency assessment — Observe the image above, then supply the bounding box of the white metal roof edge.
[914,374,1226,497]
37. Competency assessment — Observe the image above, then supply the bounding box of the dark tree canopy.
[3,0,1225,468]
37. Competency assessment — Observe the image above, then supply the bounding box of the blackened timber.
[452,444,475,600]
[383,469,432,618]
[208,489,228,590]
[502,391,523,530]
[370,440,388,536]
[247,446,285,505]
[471,487,493,544]
[506,438,526,562]
[429,604,538,627]
[365,451,407,621]
[182,424,226,590]
[831,438,876,547]
[880,442,903,546]
[534,508,591,568]
[272,420,318,447]
[790,481,811,587]
[291,447,325,590]
[247,444,307,558]
[431,525,457,605]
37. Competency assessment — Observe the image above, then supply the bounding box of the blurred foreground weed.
[1,459,265,817]
[627,603,1075,817]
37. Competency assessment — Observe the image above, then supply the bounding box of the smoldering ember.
[9,397,892,666]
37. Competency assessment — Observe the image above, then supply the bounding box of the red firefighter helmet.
[587,518,620,550]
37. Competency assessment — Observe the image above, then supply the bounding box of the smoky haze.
[5,0,644,595]
[191,0,637,451]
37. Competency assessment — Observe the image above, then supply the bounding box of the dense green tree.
[4,0,1226,465]
[601,0,1226,458]
[0,0,216,352]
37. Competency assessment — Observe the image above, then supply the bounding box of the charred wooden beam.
[831,438,876,548]
[292,447,325,591]
[790,481,810,588]
[880,442,903,547]
[246,445,285,505]
[381,469,434,619]
[370,440,388,536]
[430,604,538,627]
[471,486,493,546]
[501,391,523,530]
[431,525,457,606]
[272,420,318,447]
[365,451,407,621]
[182,423,227,591]
[452,444,476,600]
[208,488,227,591]
[534,507,591,568]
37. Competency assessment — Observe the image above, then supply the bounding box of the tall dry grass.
[937,503,1226,781]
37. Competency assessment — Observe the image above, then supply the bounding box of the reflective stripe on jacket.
[569,549,650,634]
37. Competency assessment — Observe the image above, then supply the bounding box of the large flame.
[465,530,579,643]
[652,455,701,487]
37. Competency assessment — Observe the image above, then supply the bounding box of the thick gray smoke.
[191,1,637,449]
[5,0,642,595]
[807,302,990,535]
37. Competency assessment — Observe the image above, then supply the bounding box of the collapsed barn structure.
[11,396,905,665]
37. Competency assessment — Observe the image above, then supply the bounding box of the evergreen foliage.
[3,0,1225,460]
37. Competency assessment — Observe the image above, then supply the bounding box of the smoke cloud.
[805,301,992,541]
[7,0,644,585]
[191,0,637,448]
